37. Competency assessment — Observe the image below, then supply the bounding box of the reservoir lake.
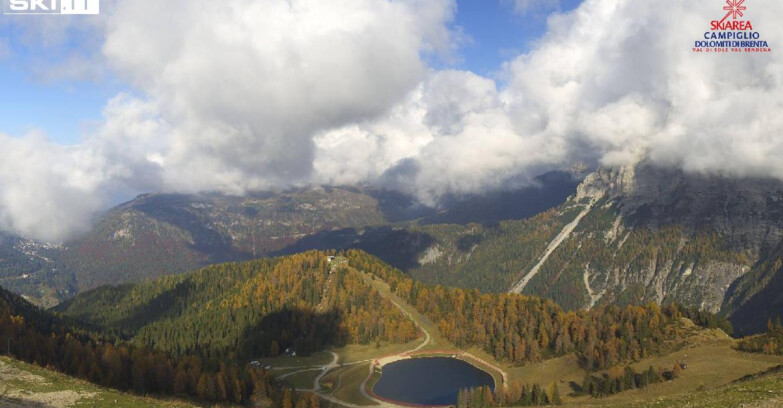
[371,357,495,406]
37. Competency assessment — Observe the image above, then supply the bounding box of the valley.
[0,171,579,305]
[3,1,782,407]
[3,164,783,408]
[4,249,783,408]
[207,255,783,408]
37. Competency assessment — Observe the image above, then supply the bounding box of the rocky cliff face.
[561,160,783,320]
[368,161,783,322]
[578,162,783,256]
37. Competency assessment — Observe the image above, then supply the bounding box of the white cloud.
[314,70,566,203]
[100,0,457,193]
[0,133,111,242]
[501,0,783,180]
[4,0,783,241]
[315,0,783,203]
[0,0,459,240]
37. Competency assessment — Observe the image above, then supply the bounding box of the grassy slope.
[486,321,783,407]
[51,251,783,408]
[0,356,208,408]
[563,321,783,407]
[593,373,783,408]
[254,261,783,408]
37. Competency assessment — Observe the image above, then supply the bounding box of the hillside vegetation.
[0,172,580,306]
[58,250,736,375]
[345,250,725,371]
[7,249,780,407]
[1,283,302,406]
[5,251,421,407]
[62,188,390,291]
[57,251,418,362]
[0,355,203,408]
[0,234,75,308]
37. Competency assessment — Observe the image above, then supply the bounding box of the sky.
[0,0,782,242]
[0,0,581,144]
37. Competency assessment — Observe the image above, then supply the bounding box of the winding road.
[285,264,506,408]
[312,352,339,392]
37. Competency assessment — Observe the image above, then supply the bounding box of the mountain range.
[2,162,783,334]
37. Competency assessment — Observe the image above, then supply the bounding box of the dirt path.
[279,367,322,380]
[510,201,595,294]
[312,352,340,392]
[353,270,434,406]
[309,266,506,407]
[356,271,431,357]
[461,352,509,388]
[317,263,338,313]
[294,350,404,407]
[379,293,431,356]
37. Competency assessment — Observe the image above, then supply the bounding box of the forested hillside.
[0,284,307,406]
[0,234,75,308]
[61,188,391,291]
[346,250,713,371]
[58,249,731,375]
[58,251,418,361]
[402,209,580,293]
[377,197,748,314]
[11,249,742,407]
[396,162,783,335]
[0,171,580,305]
[723,243,783,335]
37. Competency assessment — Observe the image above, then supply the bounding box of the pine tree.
[283,388,295,408]
[482,385,494,407]
[531,384,543,405]
[309,392,321,408]
[173,367,188,395]
[196,373,209,400]
[550,383,561,405]
[646,365,658,384]
[457,389,468,408]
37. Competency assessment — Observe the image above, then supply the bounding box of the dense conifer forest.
[456,382,562,407]
[1,284,318,406]
[2,249,737,406]
[3,251,419,406]
[346,250,726,371]
[58,251,418,361]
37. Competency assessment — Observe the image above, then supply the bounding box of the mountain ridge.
[3,162,783,334]
[0,172,580,300]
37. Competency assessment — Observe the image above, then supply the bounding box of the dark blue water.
[372,357,495,406]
